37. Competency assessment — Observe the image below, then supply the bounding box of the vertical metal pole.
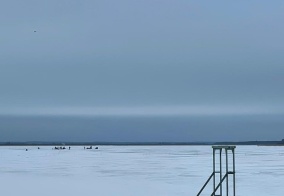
[213,148,216,196]
[233,149,236,196]
[220,149,222,196]
[226,149,229,196]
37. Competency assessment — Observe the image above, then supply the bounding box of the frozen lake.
[0,145,283,195]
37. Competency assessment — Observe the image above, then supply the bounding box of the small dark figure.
[84,146,85,150]
[69,146,71,150]
[86,146,92,150]
[26,149,28,151]
[95,147,98,149]
[34,30,36,32]
[38,147,40,149]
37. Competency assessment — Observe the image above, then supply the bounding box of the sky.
[0,0,284,142]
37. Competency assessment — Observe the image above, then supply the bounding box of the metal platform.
[197,146,236,196]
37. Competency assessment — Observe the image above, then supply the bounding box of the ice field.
[0,145,283,196]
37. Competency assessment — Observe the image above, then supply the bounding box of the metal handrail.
[196,146,236,196]
[197,172,229,196]
[197,172,214,196]
[211,173,228,196]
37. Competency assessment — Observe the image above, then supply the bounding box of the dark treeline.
[0,140,284,146]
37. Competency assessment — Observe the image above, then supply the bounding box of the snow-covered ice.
[0,145,283,195]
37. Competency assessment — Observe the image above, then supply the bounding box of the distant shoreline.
[0,140,284,146]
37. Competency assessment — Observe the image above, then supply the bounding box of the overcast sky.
[1,0,284,142]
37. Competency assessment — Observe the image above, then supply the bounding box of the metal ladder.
[197,146,236,196]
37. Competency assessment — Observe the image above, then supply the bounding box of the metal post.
[233,149,236,196]
[226,149,229,196]
[219,149,222,196]
[213,148,216,196]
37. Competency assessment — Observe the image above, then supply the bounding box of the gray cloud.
[1,115,283,142]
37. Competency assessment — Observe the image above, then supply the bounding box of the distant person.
[38,147,40,149]
[26,149,28,151]
[69,146,71,150]
[84,146,85,150]
[95,147,98,149]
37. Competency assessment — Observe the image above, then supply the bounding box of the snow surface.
[0,145,283,196]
